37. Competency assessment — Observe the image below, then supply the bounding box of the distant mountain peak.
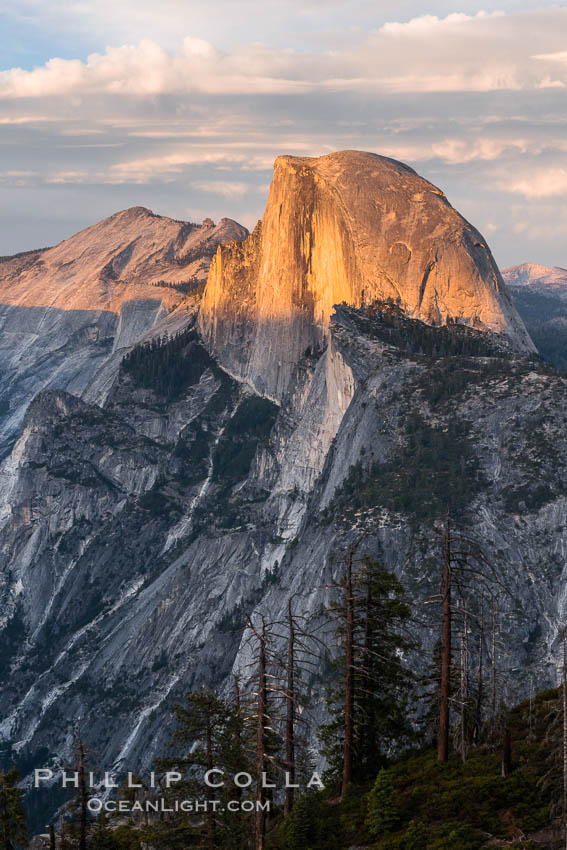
[0,208,248,451]
[502,262,567,288]
[0,209,248,314]
[113,205,156,219]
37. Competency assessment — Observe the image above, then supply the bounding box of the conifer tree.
[244,616,282,850]
[433,518,499,762]
[157,686,230,850]
[366,768,399,836]
[89,814,116,850]
[0,768,27,850]
[320,550,415,793]
[151,683,255,850]
[61,731,92,850]
[285,795,314,850]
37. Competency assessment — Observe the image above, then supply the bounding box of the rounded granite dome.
[198,149,534,401]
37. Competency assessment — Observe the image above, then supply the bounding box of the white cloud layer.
[2,9,567,98]
[501,168,567,199]
[0,6,566,267]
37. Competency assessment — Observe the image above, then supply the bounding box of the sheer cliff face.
[0,209,247,454]
[0,310,563,801]
[199,150,534,401]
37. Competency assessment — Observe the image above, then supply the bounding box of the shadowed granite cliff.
[0,209,247,453]
[198,150,534,401]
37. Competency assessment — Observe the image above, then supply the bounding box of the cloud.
[1,6,567,268]
[501,168,567,199]
[192,180,249,197]
[0,39,312,98]
[532,50,567,64]
[2,9,567,100]
[379,11,504,36]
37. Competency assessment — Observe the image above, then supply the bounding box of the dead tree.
[438,518,452,763]
[472,615,484,746]
[457,612,469,763]
[501,727,512,777]
[342,540,359,797]
[322,542,414,790]
[285,599,296,817]
[562,626,567,849]
[432,516,501,763]
[245,616,275,850]
[60,730,90,850]
[276,596,327,816]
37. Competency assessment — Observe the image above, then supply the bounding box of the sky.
[0,2,566,268]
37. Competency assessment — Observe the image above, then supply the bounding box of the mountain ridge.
[502,261,567,290]
[0,208,248,454]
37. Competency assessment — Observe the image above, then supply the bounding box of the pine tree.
[365,768,399,836]
[404,819,428,850]
[0,768,27,850]
[320,552,415,790]
[89,814,116,850]
[438,519,452,763]
[216,677,254,850]
[61,731,92,850]
[285,795,315,850]
[151,684,255,850]
[158,686,229,850]
[433,518,499,762]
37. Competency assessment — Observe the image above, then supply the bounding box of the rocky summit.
[503,261,567,293]
[0,151,563,831]
[0,209,247,455]
[504,262,567,373]
[199,150,533,401]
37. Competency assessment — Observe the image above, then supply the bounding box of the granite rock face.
[1,153,562,832]
[0,308,565,822]
[0,209,247,454]
[199,150,533,401]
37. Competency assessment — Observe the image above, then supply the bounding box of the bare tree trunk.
[255,620,268,850]
[359,568,375,775]
[473,619,484,745]
[60,820,68,850]
[501,727,512,777]
[491,606,498,736]
[77,736,88,850]
[341,543,356,797]
[562,629,567,850]
[232,676,243,804]
[438,518,452,764]
[285,599,296,817]
[205,717,217,850]
[49,823,56,850]
[459,612,468,763]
